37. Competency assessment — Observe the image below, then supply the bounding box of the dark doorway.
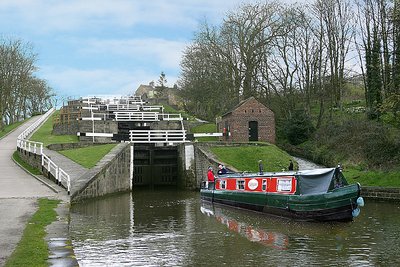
[248,121,258,141]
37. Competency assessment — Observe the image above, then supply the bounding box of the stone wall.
[71,143,131,203]
[47,142,111,151]
[53,120,80,135]
[362,186,400,201]
[78,120,118,143]
[17,148,42,170]
[192,143,240,190]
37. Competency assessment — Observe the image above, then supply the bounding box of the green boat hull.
[200,183,361,222]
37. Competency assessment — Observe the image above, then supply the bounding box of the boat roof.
[217,168,337,195]
[217,168,335,178]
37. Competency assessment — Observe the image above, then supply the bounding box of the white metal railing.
[17,139,44,155]
[115,112,159,121]
[114,112,182,122]
[159,113,183,121]
[16,107,71,194]
[129,130,187,143]
[41,153,71,194]
[79,112,111,121]
[16,108,54,155]
[88,104,163,112]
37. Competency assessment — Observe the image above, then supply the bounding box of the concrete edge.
[11,152,60,194]
[70,142,129,201]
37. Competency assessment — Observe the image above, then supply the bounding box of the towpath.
[0,116,56,266]
[42,147,88,195]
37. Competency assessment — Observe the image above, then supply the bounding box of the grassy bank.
[30,110,78,146]
[0,119,30,139]
[59,144,117,168]
[191,123,218,142]
[5,198,60,267]
[210,144,295,172]
[344,167,400,187]
[12,151,41,175]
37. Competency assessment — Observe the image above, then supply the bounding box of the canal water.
[70,190,400,266]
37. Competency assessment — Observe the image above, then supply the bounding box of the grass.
[5,198,60,267]
[344,167,400,187]
[191,123,218,142]
[0,119,30,139]
[30,110,79,146]
[210,144,295,172]
[162,104,192,120]
[12,151,42,175]
[59,144,117,168]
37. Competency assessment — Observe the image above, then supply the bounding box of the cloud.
[38,66,178,98]
[81,38,188,70]
[0,0,269,34]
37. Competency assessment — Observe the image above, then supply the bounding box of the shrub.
[283,110,315,145]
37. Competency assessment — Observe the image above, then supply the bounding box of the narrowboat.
[200,167,365,222]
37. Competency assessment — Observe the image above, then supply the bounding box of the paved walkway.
[0,116,57,266]
[42,148,88,195]
[0,116,80,267]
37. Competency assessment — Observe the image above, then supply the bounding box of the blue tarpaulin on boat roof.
[296,168,336,195]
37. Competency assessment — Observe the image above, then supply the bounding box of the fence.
[16,108,71,194]
[129,129,187,143]
[42,154,71,194]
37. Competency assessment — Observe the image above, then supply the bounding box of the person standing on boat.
[221,165,227,174]
[217,164,227,175]
[288,160,294,171]
[207,166,215,182]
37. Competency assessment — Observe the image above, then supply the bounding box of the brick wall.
[219,97,275,143]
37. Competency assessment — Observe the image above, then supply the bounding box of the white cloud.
[38,66,178,98]
[0,0,279,34]
[82,38,188,70]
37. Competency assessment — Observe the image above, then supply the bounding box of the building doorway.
[248,121,258,141]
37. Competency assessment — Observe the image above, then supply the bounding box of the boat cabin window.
[236,180,245,190]
[262,179,267,191]
[220,180,226,189]
[277,178,292,192]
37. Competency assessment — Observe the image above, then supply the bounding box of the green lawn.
[210,144,295,172]
[0,119,30,139]
[162,104,192,120]
[344,167,400,187]
[30,110,78,146]
[191,123,218,142]
[59,144,117,168]
[5,198,60,267]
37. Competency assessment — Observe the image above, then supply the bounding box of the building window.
[262,179,267,191]
[220,180,226,189]
[236,180,245,190]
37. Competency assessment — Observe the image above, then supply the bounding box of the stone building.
[217,97,275,143]
[135,83,180,107]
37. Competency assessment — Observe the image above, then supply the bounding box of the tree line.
[0,38,54,130]
[178,0,400,127]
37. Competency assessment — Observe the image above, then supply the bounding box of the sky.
[0,0,303,99]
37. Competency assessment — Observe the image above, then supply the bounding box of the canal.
[70,190,400,266]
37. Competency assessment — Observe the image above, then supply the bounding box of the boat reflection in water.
[200,201,289,250]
